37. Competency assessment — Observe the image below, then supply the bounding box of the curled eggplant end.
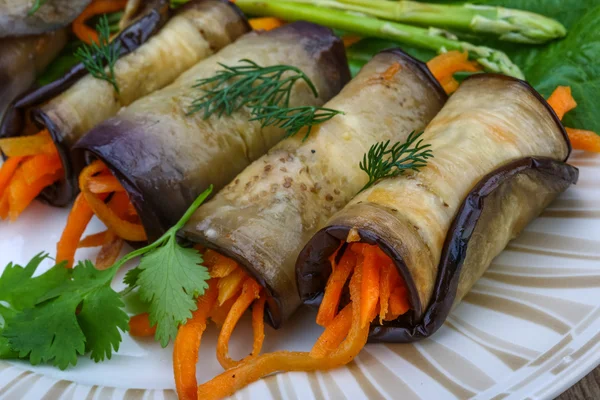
[297,157,578,342]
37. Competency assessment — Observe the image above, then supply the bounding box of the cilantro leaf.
[2,261,128,369]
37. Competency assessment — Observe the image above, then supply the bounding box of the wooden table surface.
[556,366,600,399]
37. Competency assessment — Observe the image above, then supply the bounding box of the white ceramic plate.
[1,150,599,400]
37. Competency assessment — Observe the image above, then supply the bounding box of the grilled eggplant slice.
[0,30,68,128]
[1,0,249,206]
[179,49,446,327]
[0,0,92,37]
[297,74,578,342]
[76,21,351,244]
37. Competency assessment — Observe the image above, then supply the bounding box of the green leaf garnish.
[74,15,121,94]
[360,131,433,192]
[28,0,48,15]
[251,106,344,141]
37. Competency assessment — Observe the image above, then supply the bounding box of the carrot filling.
[127,249,267,400]
[56,160,146,268]
[195,242,410,400]
[427,51,482,95]
[72,0,128,44]
[0,130,63,221]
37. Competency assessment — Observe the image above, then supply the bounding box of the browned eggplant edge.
[463,73,572,159]
[296,157,579,342]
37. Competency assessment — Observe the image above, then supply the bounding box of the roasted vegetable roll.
[180,49,446,328]
[296,74,578,344]
[74,21,350,243]
[0,30,68,127]
[0,0,92,37]
[0,0,249,220]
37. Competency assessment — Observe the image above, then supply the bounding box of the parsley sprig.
[252,106,344,141]
[360,131,433,192]
[74,15,121,94]
[0,186,213,368]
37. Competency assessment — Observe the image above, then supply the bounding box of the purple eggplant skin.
[0,0,92,37]
[296,74,576,342]
[298,158,578,342]
[76,22,351,247]
[0,30,68,132]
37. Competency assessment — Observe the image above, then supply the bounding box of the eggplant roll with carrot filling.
[180,49,446,329]
[297,74,579,346]
[0,0,249,219]
[73,21,350,245]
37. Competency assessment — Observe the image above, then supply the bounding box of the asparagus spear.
[236,0,524,78]
[282,0,566,44]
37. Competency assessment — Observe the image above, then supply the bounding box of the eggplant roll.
[76,21,351,243]
[180,49,447,327]
[0,0,91,37]
[297,74,579,342]
[4,0,249,206]
[0,30,68,126]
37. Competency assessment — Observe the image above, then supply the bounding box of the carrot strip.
[566,128,600,153]
[19,153,62,185]
[316,250,356,326]
[427,51,480,83]
[0,157,24,195]
[360,245,380,328]
[87,175,127,194]
[0,193,9,220]
[382,62,401,81]
[95,230,124,270]
[174,281,218,400]
[56,193,95,268]
[197,258,369,400]
[441,77,460,95]
[310,303,353,359]
[217,267,247,305]
[251,294,266,357]
[72,0,128,44]
[249,17,284,31]
[387,285,410,320]
[547,86,577,120]
[210,294,239,327]
[0,130,54,157]
[378,262,394,324]
[342,35,361,48]
[7,170,62,221]
[216,278,261,369]
[129,313,156,337]
[79,231,108,248]
[204,249,239,278]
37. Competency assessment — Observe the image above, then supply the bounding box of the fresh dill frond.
[252,106,344,141]
[359,131,433,192]
[187,59,318,118]
[74,15,121,94]
[28,0,48,15]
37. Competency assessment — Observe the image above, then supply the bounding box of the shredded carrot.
[7,169,62,221]
[378,262,394,324]
[566,128,600,153]
[360,245,380,328]
[204,249,239,278]
[56,193,95,268]
[174,282,219,400]
[129,313,156,337]
[196,258,370,400]
[387,285,410,320]
[0,157,24,195]
[342,35,361,48]
[427,51,481,94]
[382,62,402,81]
[79,231,108,248]
[0,130,54,157]
[310,303,352,359]
[249,17,284,31]
[547,86,578,120]
[210,294,239,327]
[80,161,147,242]
[251,294,267,357]
[217,268,247,305]
[0,194,9,220]
[95,230,124,270]
[18,153,62,184]
[87,174,127,194]
[315,250,355,326]
[216,278,261,369]
[72,0,128,44]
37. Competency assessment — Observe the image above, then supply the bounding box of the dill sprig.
[359,131,433,192]
[74,15,121,94]
[187,59,318,118]
[252,106,344,141]
[28,0,48,15]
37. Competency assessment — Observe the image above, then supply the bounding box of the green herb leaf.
[28,0,48,15]
[187,59,318,118]
[74,15,121,94]
[2,261,128,369]
[360,131,433,192]
[251,106,344,141]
